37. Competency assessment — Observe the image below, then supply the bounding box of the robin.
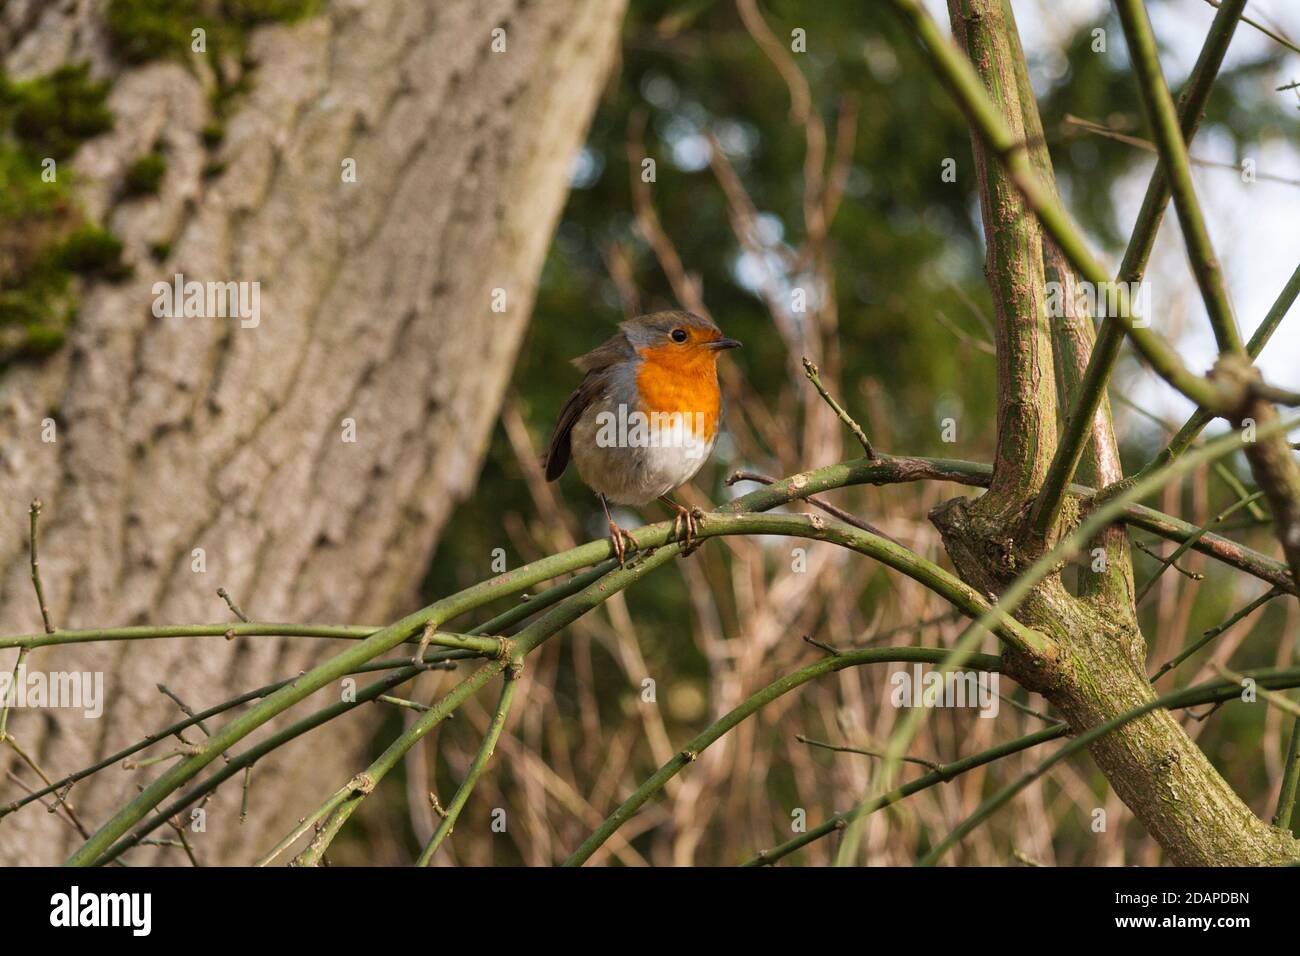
[544,310,742,566]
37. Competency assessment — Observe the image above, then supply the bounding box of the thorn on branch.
[29,500,55,635]
[376,694,432,714]
[725,469,900,543]
[217,587,250,623]
[1132,538,1204,581]
[801,634,841,657]
[159,683,231,763]
[240,764,253,824]
[412,622,434,669]
[1188,701,1227,722]
[122,745,203,769]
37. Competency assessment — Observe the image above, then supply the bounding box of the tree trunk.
[0,0,626,864]
[939,0,1299,864]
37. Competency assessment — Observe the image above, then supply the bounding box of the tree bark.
[0,0,626,864]
[936,0,1299,864]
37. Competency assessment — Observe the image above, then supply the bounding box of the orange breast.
[634,346,721,439]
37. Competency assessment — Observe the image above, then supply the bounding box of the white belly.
[569,400,715,505]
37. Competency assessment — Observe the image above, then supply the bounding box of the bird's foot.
[607,520,640,568]
[667,502,706,555]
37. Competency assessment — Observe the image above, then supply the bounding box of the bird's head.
[621,310,742,370]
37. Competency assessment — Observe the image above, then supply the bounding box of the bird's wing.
[544,369,606,481]
[544,331,632,482]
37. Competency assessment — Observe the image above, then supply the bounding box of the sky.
[931,0,1300,438]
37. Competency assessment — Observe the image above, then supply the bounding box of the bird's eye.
[670,328,688,343]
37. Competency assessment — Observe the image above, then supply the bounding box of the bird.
[544,310,742,566]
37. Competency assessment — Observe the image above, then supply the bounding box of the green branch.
[57,438,1297,864]
[1276,716,1300,831]
[562,647,1003,867]
[291,659,509,866]
[1114,0,1243,356]
[1111,4,1300,588]
[753,666,1300,866]
[69,566,622,863]
[415,670,520,865]
[95,665,431,866]
[1027,0,1248,539]
[1151,587,1281,682]
[66,531,633,865]
[834,412,1300,863]
[884,0,1231,414]
[2,622,393,651]
[920,666,1300,865]
[1133,491,1264,605]
[1142,262,1300,475]
[746,724,1066,866]
[0,651,469,821]
[285,509,1049,864]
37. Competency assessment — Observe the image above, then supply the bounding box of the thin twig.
[216,587,250,623]
[1157,584,1278,683]
[240,764,253,824]
[1202,0,1300,55]
[415,669,521,865]
[996,692,1063,726]
[1133,491,1263,605]
[1024,0,1251,538]
[123,746,203,770]
[1063,114,1300,187]
[5,736,89,838]
[795,734,943,774]
[802,357,876,457]
[29,501,55,634]
[801,635,842,657]
[159,684,231,763]
[376,694,432,714]
[933,310,996,355]
[5,770,87,838]
[725,469,897,542]
[1131,537,1203,580]
[1213,665,1300,719]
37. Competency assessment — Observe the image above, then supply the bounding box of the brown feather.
[544,330,632,481]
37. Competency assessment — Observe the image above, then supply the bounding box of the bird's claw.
[668,503,705,555]
[607,521,640,568]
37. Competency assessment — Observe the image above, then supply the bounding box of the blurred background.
[1,0,1297,866]
[407,0,1300,865]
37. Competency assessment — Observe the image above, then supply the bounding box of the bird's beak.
[707,337,743,351]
